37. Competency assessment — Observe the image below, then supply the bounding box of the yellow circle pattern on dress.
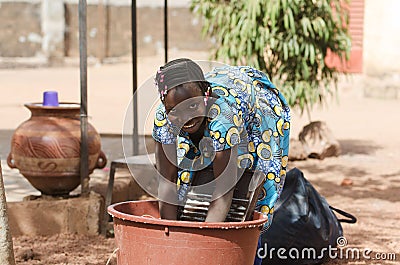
[252,80,262,91]
[180,171,190,184]
[267,172,276,180]
[226,127,240,146]
[237,154,254,168]
[234,79,246,89]
[282,156,288,167]
[257,143,272,160]
[178,142,190,153]
[248,142,255,152]
[210,130,221,140]
[273,105,282,116]
[262,130,271,143]
[240,67,248,73]
[275,177,281,183]
[218,70,229,75]
[229,89,238,97]
[208,104,221,121]
[255,114,262,127]
[246,84,252,93]
[276,118,284,136]
[219,137,225,144]
[261,205,270,215]
[213,87,229,96]
[233,115,242,127]
[177,148,187,157]
[154,111,167,127]
[283,121,290,130]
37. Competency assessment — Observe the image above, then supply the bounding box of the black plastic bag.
[260,168,356,265]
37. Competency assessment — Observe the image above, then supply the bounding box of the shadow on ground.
[338,139,382,155]
[294,163,369,178]
[311,178,400,202]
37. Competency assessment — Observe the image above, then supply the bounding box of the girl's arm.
[205,145,238,222]
[155,141,179,220]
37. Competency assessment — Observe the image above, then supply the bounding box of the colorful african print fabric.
[153,66,291,227]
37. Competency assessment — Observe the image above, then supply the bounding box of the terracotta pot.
[7,103,107,195]
[108,200,268,265]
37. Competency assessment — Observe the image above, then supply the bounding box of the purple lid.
[43,91,59,107]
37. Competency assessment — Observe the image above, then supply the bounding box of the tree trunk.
[0,164,16,265]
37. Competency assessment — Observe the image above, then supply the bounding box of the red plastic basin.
[108,200,267,265]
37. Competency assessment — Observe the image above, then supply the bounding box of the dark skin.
[156,82,236,222]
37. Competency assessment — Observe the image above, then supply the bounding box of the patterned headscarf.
[155,58,207,100]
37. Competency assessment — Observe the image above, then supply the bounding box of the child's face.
[164,83,207,134]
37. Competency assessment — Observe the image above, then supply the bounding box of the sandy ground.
[2,60,399,264]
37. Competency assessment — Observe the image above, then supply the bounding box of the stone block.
[299,121,341,160]
[7,191,103,236]
[90,168,153,206]
[288,138,308,161]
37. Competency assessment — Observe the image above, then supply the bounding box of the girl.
[153,58,290,229]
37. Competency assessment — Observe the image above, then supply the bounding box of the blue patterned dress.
[153,66,291,227]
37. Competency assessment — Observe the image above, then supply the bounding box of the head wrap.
[155,58,207,100]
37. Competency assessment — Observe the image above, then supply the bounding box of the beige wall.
[364,0,400,75]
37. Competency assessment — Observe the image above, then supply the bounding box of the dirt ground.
[13,234,117,265]
[11,141,400,265]
[11,146,400,265]
[7,68,400,264]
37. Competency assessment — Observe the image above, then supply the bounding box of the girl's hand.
[205,146,238,222]
[156,142,179,220]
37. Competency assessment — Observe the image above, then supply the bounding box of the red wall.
[325,0,365,73]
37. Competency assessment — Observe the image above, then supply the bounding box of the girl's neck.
[189,118,207,147]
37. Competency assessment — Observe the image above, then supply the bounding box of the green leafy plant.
[191,0,351,119]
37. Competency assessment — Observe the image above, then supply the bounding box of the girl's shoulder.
[205,65,267,81]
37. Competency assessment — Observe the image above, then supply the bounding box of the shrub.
[191,0,351,118]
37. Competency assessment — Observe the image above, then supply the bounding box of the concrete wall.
[0,2,42,57]
[1,2,399,63]
[1,0,400,75]
[0,0,210,63]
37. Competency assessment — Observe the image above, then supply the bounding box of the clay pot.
[7,103,107,195]
[108,200,268,265]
